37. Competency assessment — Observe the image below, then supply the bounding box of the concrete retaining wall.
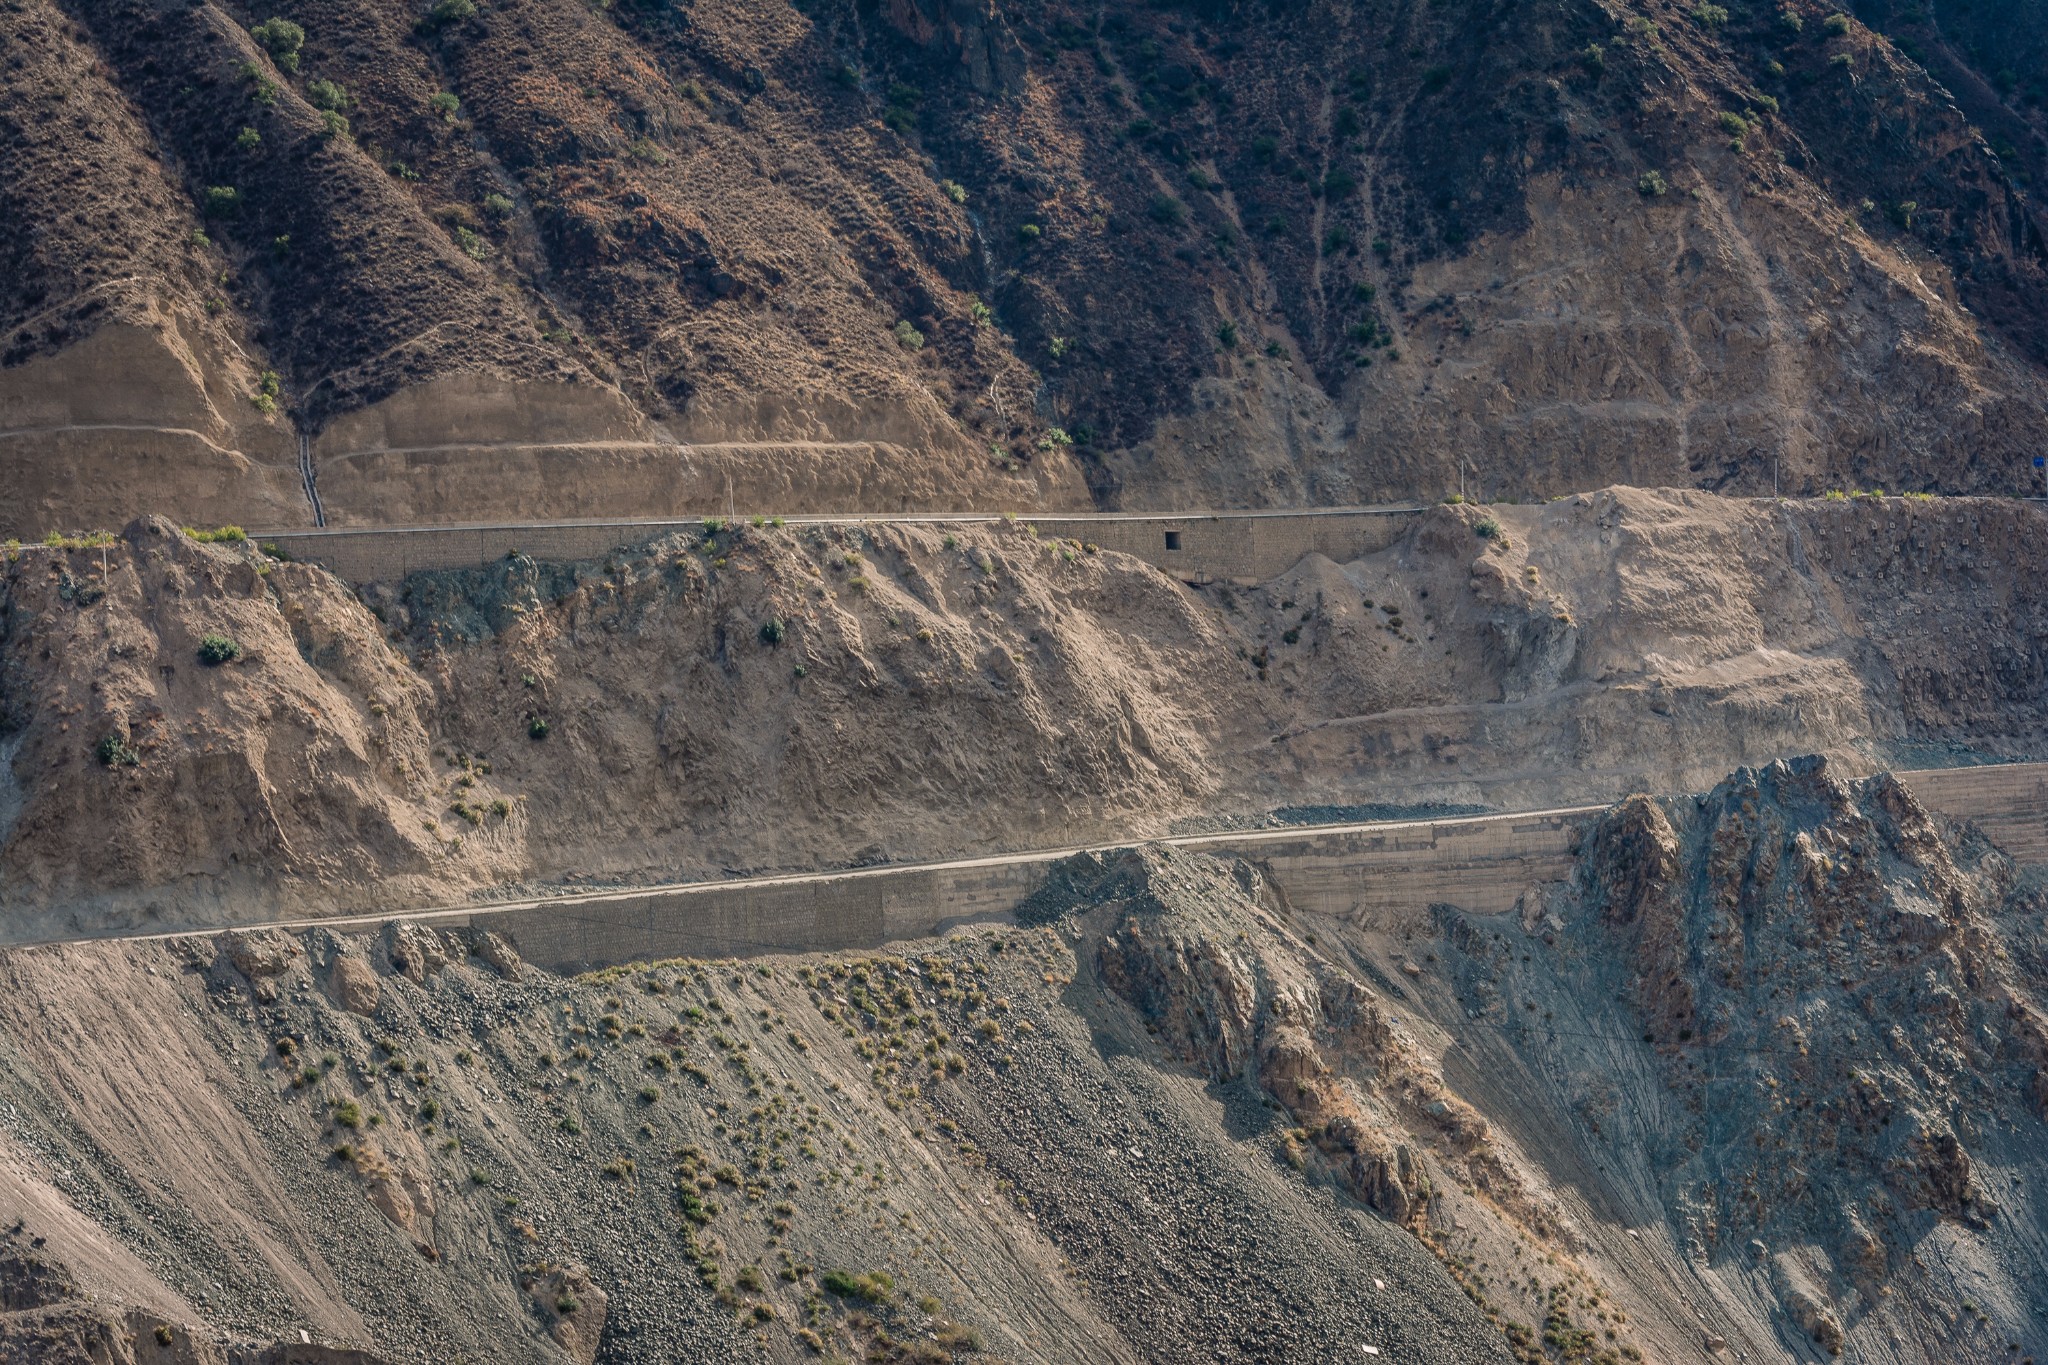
[463,806,1592,973]
[430,762,2048,973]
[1896,763,2048,864]
[1027,510,1417,583]
[255,507,1422,587]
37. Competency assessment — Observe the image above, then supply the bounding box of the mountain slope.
[3,0,2047,532]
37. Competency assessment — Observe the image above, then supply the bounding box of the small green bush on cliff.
[197,634,242,666]
[250,17,304,72]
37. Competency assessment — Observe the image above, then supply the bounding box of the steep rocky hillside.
[2,487,2042,934]
[0,757,2040,1362]
[3,0,2047,532]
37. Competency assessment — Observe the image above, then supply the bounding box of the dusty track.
[1,799,1606,954]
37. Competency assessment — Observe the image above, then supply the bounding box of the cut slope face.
[3,0,2047,530]
[2,490,2043,931]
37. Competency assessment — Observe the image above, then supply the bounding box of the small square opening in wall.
[1163,530,1182,551]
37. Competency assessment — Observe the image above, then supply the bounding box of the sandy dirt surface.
[2,488,2043,934]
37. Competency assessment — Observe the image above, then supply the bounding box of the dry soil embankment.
[2,487,2042,934]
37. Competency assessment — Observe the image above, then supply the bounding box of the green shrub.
[184,525,247,543]
[236,59,280,104]
[882,81,921,133]
[331,1098,362,1129]
[453,225,491,259]
[759,618,786,646]
[820,1269,894,1304]
[1217,320,1238,349]
[430,90,461,120]
[940,178,967,204]
[1148,193,1187,227]
[1473,517,1502,540]
[482,192,514,219]
[250,17,304,71]
[1636,170,1669,197]
[1779,7,1803,32]
[197,634,242,666]
[1717,111,1748,136]
[1823,13,1852,35]
[425,0,477,29]
[892,320,924,350]
[203,186,240,217]
[1581,43,1605,75]
[528,716,550,740]
[236,126,262,149]
[969,299,992,327]
[96,734,140,767]
[1692,3,1729,27]
[306,79,348,111]
[1017,222,1041,244]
